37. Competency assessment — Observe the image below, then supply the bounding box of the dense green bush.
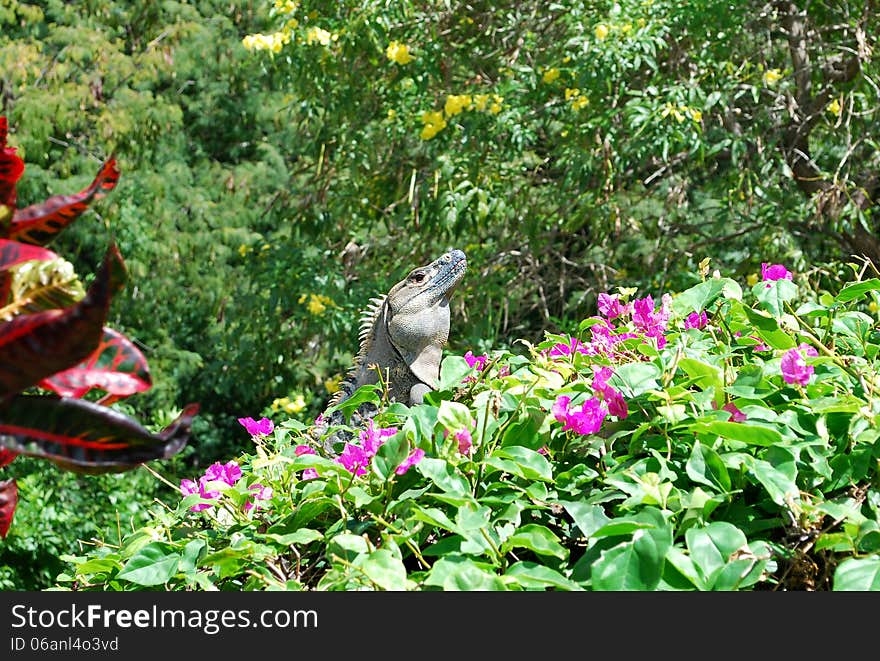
[59,265,880,590]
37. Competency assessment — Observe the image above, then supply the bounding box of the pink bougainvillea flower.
[244,483,274,511]
[180,478,220,512]
[464,351,489,371]
[781,343,818,385]
[761,262,793,284]
[547,337,589,358]
[395,448,426,475]
[552,395,608,435]
[454,428,473,455]
[591,367,628,419]
[597,293,627,320]
[722,402,747,423]
[684,311,708,330]
[203,460,242,486]
[359,419,398,457]
[631,294,672,349]
[337,443,369,476]
[295,444,319,480]
[238,416,274,437]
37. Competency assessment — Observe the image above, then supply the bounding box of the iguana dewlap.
[318,249,467,450]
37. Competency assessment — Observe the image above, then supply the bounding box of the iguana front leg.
[409,382,432,405]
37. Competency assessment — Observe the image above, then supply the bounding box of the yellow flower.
[444,94,472,117]
[273,0,299,12]
[621,23,633,34]
[387,108,397,120]
[301,293,334,316]
[688,107,702,122]
[386,41,414,65]
[489,95,503,114]
[827,98,841,117]
[420,110,447,140]
[661,102,686,123]
[242,32,289,53]
[238,244,250,257]
[542,67,560,84]
[324,375,341,394]
[869,300,878,314]
[762,69,783,85]
[472,94,490,111]
[746,273,759,287]
[595,24,609,40]
[565,87,580,100]
[306,26,335,46]
[571,95,589,111]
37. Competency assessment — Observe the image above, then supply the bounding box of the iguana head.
[386,249,467,386]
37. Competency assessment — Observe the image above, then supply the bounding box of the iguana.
[316,248,467,453]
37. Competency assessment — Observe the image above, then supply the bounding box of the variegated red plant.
[0,115,197,539]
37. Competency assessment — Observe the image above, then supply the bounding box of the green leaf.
[489,446,553,481]
[684,522,768,590]
[424,556,507,590]
[835,279,880,303]
[504,524,568,560]
[752,459,799,507]
[371,431,409,480]
[438,355,473,390]
[753,278,798,317]
[677,358,724,406]
[686,440,731,492]
[263,528,324,546]
[671,277,741,316]
[741,306,796,349]
[505,562,583,591]
[591,524,672,590]
[692,420,782,446]
[178,539,206,575]
[416,458,471,495]
[833,556,880,590]
[352,549,410,591]
[557,501,610,538]
[612,362,662,397]
[116,542,180,586]
[327,533,370,563]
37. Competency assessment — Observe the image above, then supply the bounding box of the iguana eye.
[411,272,426,283]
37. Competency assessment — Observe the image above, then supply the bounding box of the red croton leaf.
[0,447,17,468]
[0,238,57,306]
[39,327,152,403]
[0,238,57,271]
[0,116,24,212]
[0,397,198,474]
[0,478,17,539]
[0,244,126,398]
[10,156,119,246]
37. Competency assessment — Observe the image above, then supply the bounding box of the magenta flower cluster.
[238,416,274,437]
[781,343,818,385]
[684,311,708,330]
[552,395,607,435]
[548,292,672,362]
[552,366,629,435]
[180,460,272,513]
[761,262,793,285]
[464,351,488,371]
[333,420,424,477]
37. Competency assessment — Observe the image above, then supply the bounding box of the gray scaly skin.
[316,249,467,453]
